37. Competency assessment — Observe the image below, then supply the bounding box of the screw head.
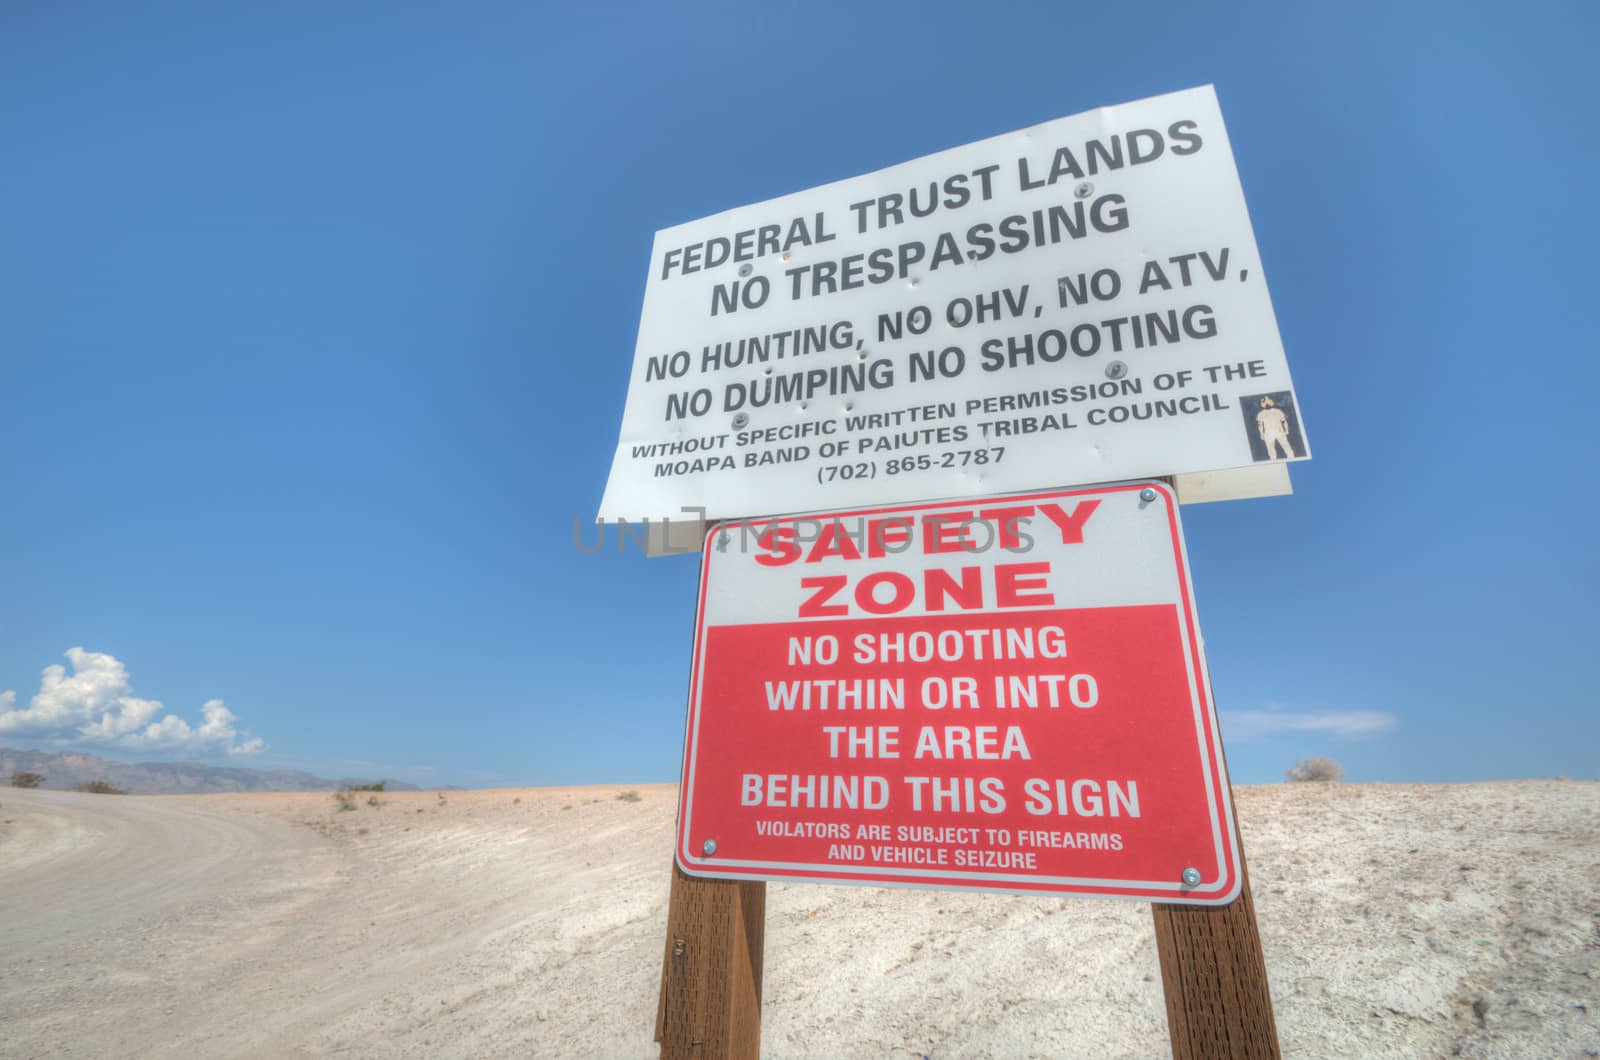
[731,412,749,430]
[702,838,718,856]
[738,263,753,277]
[1074,181,1094,199]
[1181,867,1201,887]
[1139,487,1158,503]
[1104,360,1127,380]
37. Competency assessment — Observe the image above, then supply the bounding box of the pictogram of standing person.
[1256,396,1297,459]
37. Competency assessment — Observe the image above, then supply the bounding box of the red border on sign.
[672,481,1242,906]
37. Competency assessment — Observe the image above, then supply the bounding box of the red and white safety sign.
[674,482,1242,904]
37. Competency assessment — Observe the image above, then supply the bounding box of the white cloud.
[1221,705,1398,741]
[0,648,266,756]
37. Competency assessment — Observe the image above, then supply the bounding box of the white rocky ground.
[0,781,1595,1058]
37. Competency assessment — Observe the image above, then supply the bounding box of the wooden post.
[656,516,767,1058]
[1151,821,1279,1058]
[1149,475,1278,1057]
[655,860,765,1059]
[1150,670,1278,1060]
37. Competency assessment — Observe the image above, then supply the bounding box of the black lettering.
[1168,120,1202,155]
[1127,128,1164,164]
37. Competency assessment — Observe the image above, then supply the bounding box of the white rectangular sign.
[599,86,1308,523]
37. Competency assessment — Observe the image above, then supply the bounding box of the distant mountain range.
[0,747,428,794]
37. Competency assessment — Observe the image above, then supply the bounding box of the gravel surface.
[0,780,1595,1058]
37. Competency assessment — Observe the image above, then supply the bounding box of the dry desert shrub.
[1285,757,1344,783]
[615,790,642,803]
[333,788,357,811]
[9,771,44,788]
[73,779,127,795]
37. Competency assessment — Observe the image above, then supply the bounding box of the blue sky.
[1,2,1594,788]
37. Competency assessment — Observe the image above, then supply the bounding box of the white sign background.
[600,85,1307,523]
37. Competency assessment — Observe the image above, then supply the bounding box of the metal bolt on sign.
[731,413,749,430]
[1105,360,1128,380]
[702,838,718,856]
[1140,487,1158,503]
[738,263,752,277]
[1181,867,1202,887]
[1075,181,1094,199]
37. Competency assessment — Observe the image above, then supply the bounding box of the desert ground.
[0,781,1595,1059]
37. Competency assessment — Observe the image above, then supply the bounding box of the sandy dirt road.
[1,787,342,1055]
[0,781,1596,1058]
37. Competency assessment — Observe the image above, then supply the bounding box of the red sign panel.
[675,483,1241,904]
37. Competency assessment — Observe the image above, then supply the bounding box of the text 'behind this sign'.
[675,483,1243,904]
[601,85,1309,523]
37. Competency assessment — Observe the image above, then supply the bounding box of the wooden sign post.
[655,808,1278,1059]
[1147,480,1280,1060]
[1153,821,1280,1058]
[654,865,765,1059]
